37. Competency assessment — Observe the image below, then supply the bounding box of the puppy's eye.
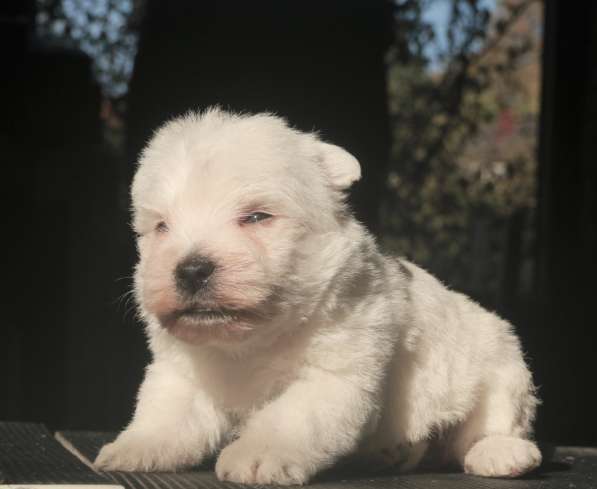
[155,221,169,233]
[239,212,273,225]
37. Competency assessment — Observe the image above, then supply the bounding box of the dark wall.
[531,0,597,446]
[2,41,138,430]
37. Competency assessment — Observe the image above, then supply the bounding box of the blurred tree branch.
[383,0,541,303]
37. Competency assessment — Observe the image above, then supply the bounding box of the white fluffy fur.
[95,108,541,484]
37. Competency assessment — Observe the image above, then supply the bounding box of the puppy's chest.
[195,348,304,412]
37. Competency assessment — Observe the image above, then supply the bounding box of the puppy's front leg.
[216,367,376,485]
[95,361,228,472]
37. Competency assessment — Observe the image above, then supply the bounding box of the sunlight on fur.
[95,108,541,484]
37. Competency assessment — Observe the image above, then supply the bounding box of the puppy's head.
[132,108,360,346]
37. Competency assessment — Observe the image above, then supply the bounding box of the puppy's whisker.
[113,288,135,307]
[115,274,136,283]
[113,289,140,321]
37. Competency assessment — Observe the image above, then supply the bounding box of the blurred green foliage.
[382,0,541,306]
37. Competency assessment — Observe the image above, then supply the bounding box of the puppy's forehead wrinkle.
[168,183,307,228]
[209,183,291,211]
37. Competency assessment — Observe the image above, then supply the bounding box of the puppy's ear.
[317,142,361,190]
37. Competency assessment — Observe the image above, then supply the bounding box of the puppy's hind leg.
[447,362,541,478]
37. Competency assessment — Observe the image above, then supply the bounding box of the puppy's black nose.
[175,255,216,295]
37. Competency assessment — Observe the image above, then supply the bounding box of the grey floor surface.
[1,422,595,489]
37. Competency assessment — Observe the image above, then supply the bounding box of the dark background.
[1,0,596,448]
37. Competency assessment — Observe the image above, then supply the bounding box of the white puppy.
[95,108,541,484]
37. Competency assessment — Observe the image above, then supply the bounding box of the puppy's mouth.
[165,306,237,326]
[157,305,255,344]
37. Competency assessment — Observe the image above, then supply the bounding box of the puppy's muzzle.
[175,254,216,296]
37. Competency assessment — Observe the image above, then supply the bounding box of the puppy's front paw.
[215,436,313,485]
[95,430,201,472]
[464,435,542,478]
